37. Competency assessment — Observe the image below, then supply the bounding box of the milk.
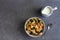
[42,7,51,15]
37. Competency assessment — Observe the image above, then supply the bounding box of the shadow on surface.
[16,19,32,40]
[33,8,43,17]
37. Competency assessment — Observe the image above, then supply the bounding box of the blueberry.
[30,19,33,22]
[38,20,40,23]
[29,31,33,34]
[31,27,35,30]
[40,30,43,32]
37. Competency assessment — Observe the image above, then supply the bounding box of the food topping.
[26,18,44,36]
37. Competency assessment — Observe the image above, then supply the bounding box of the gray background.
[0,0,60,40]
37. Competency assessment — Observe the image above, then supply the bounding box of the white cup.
[41,6,58,17]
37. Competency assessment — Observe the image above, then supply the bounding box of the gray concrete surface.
[0,0,60,40]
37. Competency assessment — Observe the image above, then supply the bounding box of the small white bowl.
[24,17,46,37]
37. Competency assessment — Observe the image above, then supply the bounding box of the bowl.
[24,17,46,37]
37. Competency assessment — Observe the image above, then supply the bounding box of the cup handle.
[53,7,58,11]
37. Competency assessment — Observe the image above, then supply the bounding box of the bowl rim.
[24,17,46,37]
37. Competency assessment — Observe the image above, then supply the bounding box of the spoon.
[47,23,53,30]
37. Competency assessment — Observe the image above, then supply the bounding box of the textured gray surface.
[0,0,60,40]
